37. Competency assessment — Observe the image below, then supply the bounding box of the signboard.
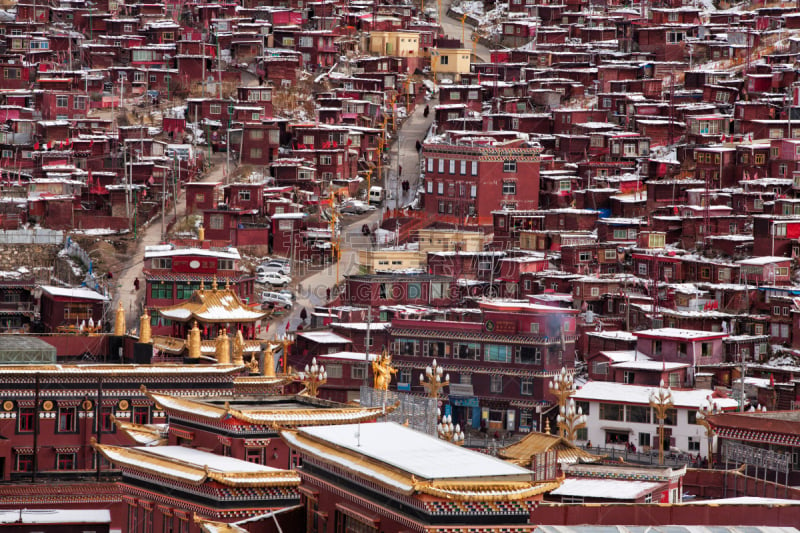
[397,382,411,391]
[484,319,517,334]
[448,383,474,397]
[451,397,480,407]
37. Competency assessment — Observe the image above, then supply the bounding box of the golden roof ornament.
[215,328,230,364]
[232,330,245,366]
[187,321,202,359]
[248,355,259,374]
[200,279,205,290]
[262,343,276,377]
[372,347,397,391]
[198,224,205,242]
[114,301,126,336]
[225,277,230,290]
[212,276,218,291]
[545,417,551,434]
[139,309,152,344]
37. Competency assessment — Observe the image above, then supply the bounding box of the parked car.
[256,272,291,286]
[261,297,292,311]
[278,289,296,301]
[339,199,377,215]
[257,262,291,276]
[261,291,293,307]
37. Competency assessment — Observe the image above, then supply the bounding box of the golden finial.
[232,329,245,366]
[215,328,230,364]
[114,300,126,336]
[212,276,218,291]
[545,418,551,434]
[198,224,205,241]
[200,279,205,290]
[248,355,259,374]
[262,343,276,377]
[139,309,152,344]
[225,277,230,290]
[187,321,201,359]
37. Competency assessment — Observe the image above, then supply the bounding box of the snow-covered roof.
[296,331,352,344]
[144,244,241,260]
[40,285,109,301]
[633,327,727,340]
[573,381,739,410]
[611,360,690,371]
[736,256,791,266]
[317,351,379,362]
[550,478,663,500]
[296,422,533,481]
[0,509,111,524]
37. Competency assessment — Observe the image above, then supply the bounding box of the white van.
[368,186,385,205]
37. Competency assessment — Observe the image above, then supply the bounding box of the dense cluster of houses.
[2,0,800,530]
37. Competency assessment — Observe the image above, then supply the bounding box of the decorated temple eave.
[715,427,800,447]
[93,442,301,488]
[144,388,399,428]
[282,430,554,502]
[415,480,561,501]
[112,416,168,446]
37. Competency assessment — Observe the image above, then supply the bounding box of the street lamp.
[437,408,464,445]
[548,366,576,438]
[557,398,587,443]
[696,395,720,466]
[420,358,449,398]
[649,380,674,465]
[297,357,327,398]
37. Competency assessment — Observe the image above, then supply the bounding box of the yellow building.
[369,31,420,57]
[358,248,422,274]
[357,229,485,273]
[416,228,486,253]
[431,47,472,81]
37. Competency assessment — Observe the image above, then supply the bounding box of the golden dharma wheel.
[118,400,130,411]
[3,400,13,411]
[42,400,53,411]
[82,400,93,411]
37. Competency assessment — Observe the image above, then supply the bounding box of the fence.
[578,444,697,468]
[360,386,438,436]
[0,228,64,245]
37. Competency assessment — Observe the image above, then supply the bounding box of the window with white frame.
[490,374,503,393]
[521,378,533,395]
[503,160,517,173]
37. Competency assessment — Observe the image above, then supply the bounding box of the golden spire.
[187,321,201,359]
[215,328,230,364]
[200,279,205,290]
[232,329,245,366]
[262,343,276,377]
[545,417,551,434]
[212,276,218,291]
[225,277,230,290]
[139,309,152,344]
[198,224,205,241]
[114,301,126,336]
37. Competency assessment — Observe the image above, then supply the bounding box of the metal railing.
[578,444,698,468]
